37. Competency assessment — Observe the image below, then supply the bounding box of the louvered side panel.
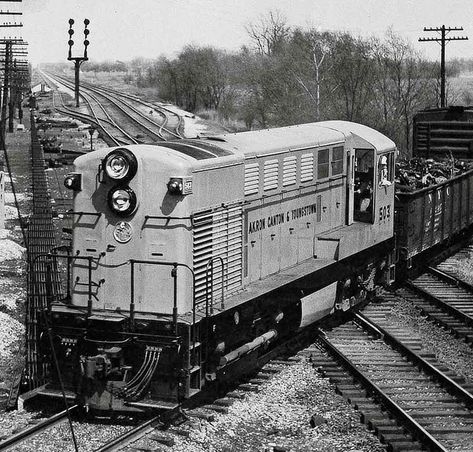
[283,156,297,186]
[264,159,279,191]
[193,204,243,307]
[301,153,314,182]
[244,163,259,196]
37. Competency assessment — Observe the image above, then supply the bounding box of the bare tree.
[246,10,290,56]
[289,29,332,121]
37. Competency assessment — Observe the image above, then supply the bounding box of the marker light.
[64,173,82,191]
[167,177,193,195]
[103,148,137,182]
[107,187,137,216]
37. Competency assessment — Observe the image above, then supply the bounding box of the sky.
[11,0,473,65]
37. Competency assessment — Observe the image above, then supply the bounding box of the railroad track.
[94,360,299,451]
[40,70,139,146]
[398,262,473,345]
[41,70,182,144]
[435,243,473,282]
[318,310,473,451]
[79,80,183,141]
[0,405,78,450]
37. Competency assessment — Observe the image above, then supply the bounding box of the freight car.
[36,121,398,413]
[413,105,473,159]
[395,166,473,271]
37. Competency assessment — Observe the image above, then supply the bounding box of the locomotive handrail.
[205,257,225,316]
[144,214,192,221]
[32,252,100,317]
[143,214,194,228]
[63,210,102,217]
[129,259,195,335]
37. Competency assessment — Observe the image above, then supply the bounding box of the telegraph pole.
[419,25,468,108]
[67,18,90,108]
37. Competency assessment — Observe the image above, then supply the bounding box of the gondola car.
[39,121,397,412]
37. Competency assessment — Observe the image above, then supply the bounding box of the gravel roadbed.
[135,361,387,452]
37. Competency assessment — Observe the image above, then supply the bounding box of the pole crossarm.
[419,37,468,42]
[0,39,27,44]
[419,24,468,108]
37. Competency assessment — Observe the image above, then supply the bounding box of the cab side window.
[317,149,329,179]
[331,146,344,175]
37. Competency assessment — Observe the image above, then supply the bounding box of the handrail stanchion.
[205,257,225,315]
[130,260,135,331]
[87,256,93,317]
[171,264,178,335]
[45,254,53,312]
[65,250,71,301]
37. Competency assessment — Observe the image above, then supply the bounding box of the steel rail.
[318,323,449,452]
[41,73,122,146]
[51,72,181,140]
[0,405,79,450]
[50,72,166,142]
[354,311,473,407]
[52,83,137,146]
[79,81,183,139]
[94,415,161,452]
[40,71,138,146]
[405,278,473,327]
[428,264,473,294]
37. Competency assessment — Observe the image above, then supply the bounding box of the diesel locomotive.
[38,121,397,412]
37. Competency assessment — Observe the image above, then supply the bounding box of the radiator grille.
[193,203,243,306]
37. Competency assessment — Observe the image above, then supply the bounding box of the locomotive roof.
[80,122,395,173]
[204,122,346,157]
[319,121,396,154]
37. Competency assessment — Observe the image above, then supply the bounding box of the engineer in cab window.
[378,155,391,186]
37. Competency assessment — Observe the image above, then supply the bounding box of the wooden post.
[0,166,5,229]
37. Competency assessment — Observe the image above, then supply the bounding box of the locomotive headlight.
[103,148,137,181]
[108,187,137,216]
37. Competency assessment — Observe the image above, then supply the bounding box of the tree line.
[46,12,465,155]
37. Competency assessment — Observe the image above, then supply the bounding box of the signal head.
[68,18,74,25]
[84,18,90,26]
[68,40,74,47]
